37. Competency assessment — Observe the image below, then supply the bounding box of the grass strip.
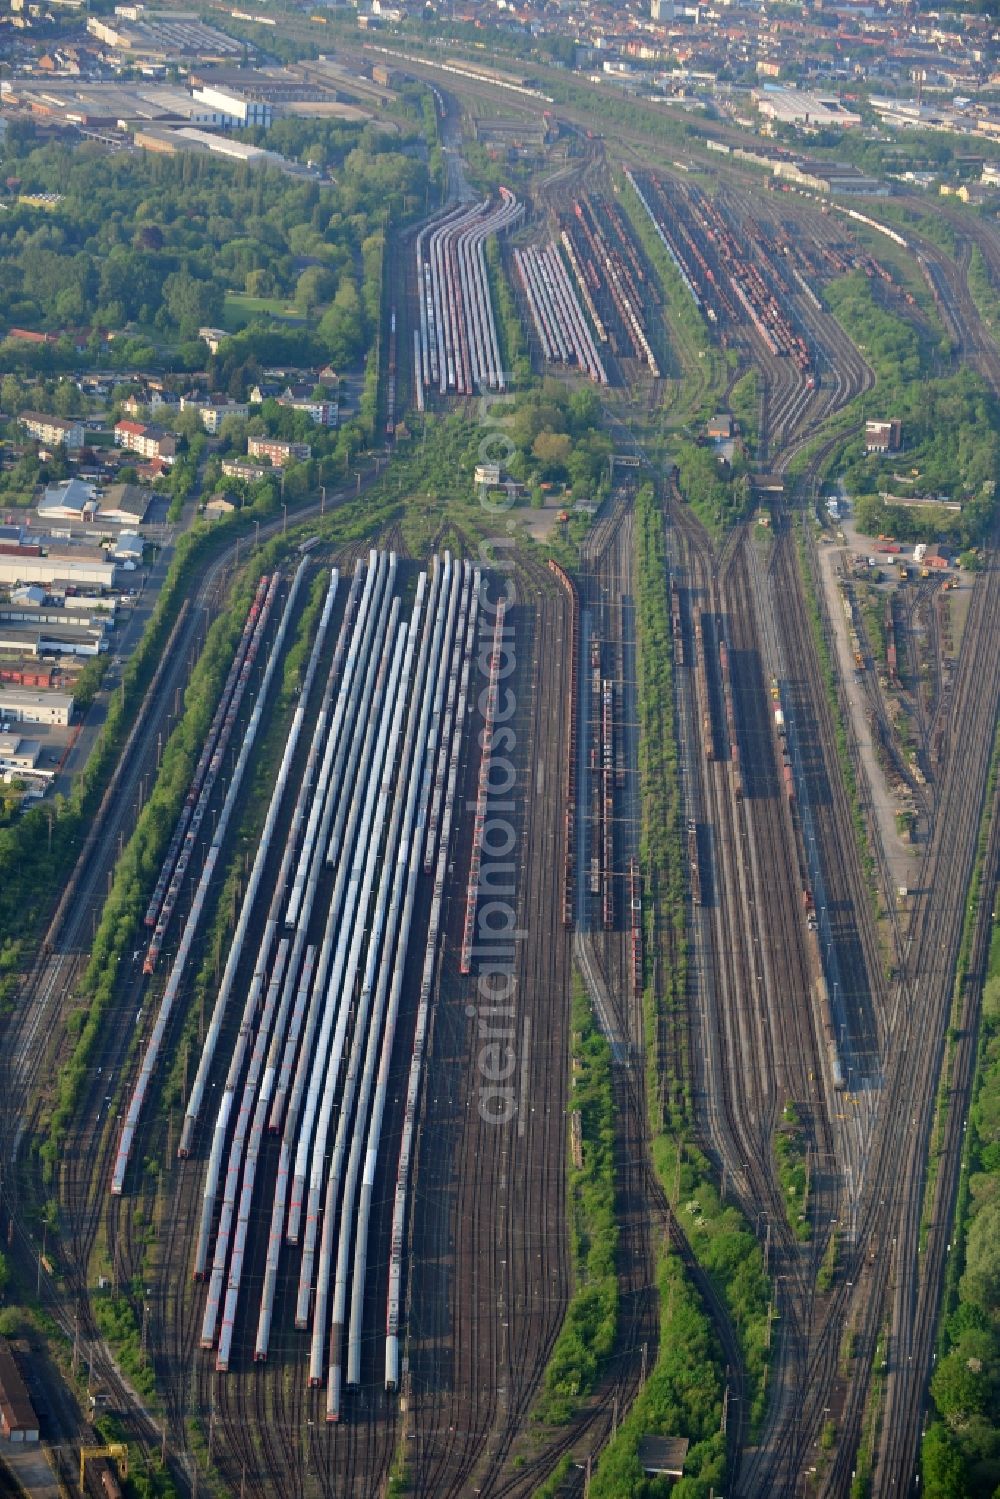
[535,971,618,1424]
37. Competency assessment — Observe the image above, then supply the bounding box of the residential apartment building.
[246,436,312,468]
[179,397,249,434]
[114,420,177,465]
[221,458,270,481]
[18,412,85,449]
[276,395,338,428]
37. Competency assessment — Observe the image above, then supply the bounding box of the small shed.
[205,493,238,518]
[865,419,902,454]
[110,532,144,562]
[0,1341,39,1442]
[637,1435,689,1479]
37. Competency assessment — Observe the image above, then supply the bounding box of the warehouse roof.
[637,1435,689,1477]
[0,1341,37,1435]
[39,478,98,517]
[0,687,74,712]
[101,483,152,523]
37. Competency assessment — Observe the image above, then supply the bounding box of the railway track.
[404,548,575,1499]
[685,514,856,1492]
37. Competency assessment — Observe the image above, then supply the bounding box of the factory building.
[190,84,273,129]
[85,13,242,61]
[100,484,152,525]
[754,86,862,132]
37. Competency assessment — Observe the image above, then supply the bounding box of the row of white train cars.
[112,550,497,1418]
[513,241,609,385]
[413,188,523,406]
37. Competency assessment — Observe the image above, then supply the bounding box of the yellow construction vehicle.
[80,1443,127,1492]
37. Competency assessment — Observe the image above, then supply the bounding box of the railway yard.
[1,63,1000,1499]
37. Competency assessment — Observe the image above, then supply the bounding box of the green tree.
[531,430,572,469]
[959,1201,1000,1315]
[163,270,223,339]
[244,268,272,297]
[922,1422,968,1498]
[930,1349,989,1425]
[318,277,364,366]
[0,376,24,414]
[218,414,248,450]
[294,264,336,315]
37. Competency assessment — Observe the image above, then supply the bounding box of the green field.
[222,292,309,331]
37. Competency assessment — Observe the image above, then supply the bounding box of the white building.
[38,479,98,523]
[110,531,144,562]
[0,687,73,726]
[0,733,44,778]
[172,128,282,166]
[114,421,177,465]
[191,84,272,129]
[222,457,270,481]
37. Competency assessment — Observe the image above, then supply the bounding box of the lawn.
[222,292,309,331]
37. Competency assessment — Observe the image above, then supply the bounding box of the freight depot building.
[772,159,887,196]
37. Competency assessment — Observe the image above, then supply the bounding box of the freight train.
[561,195,659,375]
[688,818,701,906]
[628,855,642,992]
[548,559,579,928]
[670,578,685,666]
[626,167,814,379]
[718,631,742,801]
